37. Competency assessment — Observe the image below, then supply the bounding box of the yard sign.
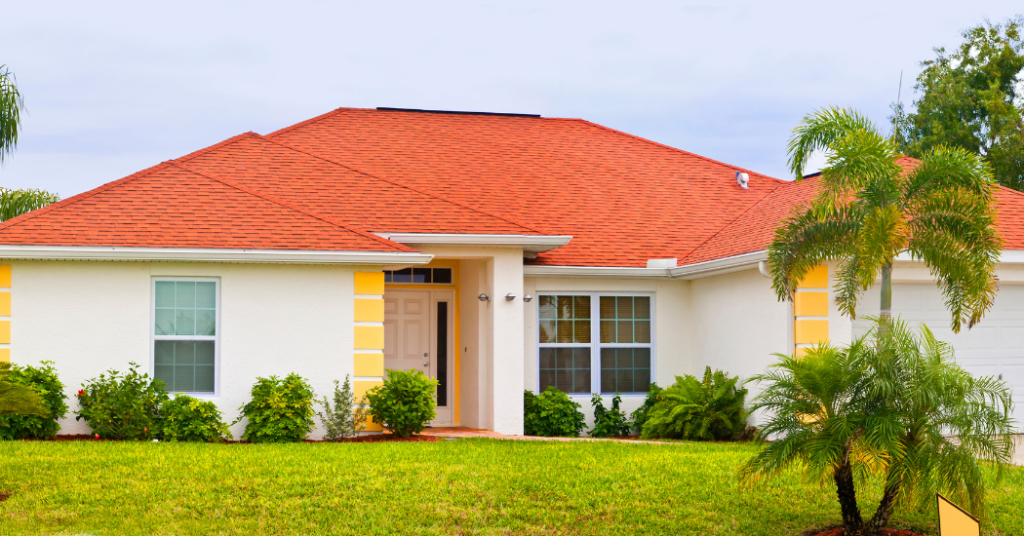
[937,493,980,536]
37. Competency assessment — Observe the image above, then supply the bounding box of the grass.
[0,439,1021,535]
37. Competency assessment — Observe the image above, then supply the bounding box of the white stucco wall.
[11,260,358,439]
[688,267,792,424]
[523,276,690,428]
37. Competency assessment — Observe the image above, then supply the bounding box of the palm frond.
[0,65,24,164]
[0,187,59,222]
[787,106,879,180]
[768,201,862,301]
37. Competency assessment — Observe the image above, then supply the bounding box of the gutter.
[524,251,768,280]
[0,245,435,265]
[373,232,573,253]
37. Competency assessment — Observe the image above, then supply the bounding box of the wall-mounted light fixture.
[523,295,533,302]
[478,293,490,302]
[505,293,516,301]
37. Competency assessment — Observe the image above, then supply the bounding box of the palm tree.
[0,65,60,220]
[0,65,23,164]
[769,107,1001,332]
[740,318,1016,535]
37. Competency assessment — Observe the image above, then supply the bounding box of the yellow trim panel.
[354,298,385,322]
[0,292,10,317]
[794,291,828,317]
[795,320,829,345]
[0,349,8,363]
[0,265,10,288]
[354,353,384,377]
[354,272,385,295]
[354,325,385,350]
[796,265,828,289]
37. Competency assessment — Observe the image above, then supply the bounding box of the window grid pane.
[155,281,216,337]
[539,348,591,394]
[598,296,651,344]
[154,340,216,393]
[600,347,651,394]
[155,280,217,394]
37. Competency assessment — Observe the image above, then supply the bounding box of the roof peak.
[375,107,541,118]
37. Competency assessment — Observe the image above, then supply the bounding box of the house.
[1,106,1022,436]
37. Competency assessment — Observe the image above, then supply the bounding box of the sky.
[2,1,1022,199]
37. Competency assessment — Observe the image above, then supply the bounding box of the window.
[537,294,653,394]
[153,279,218,394]
[384,268,452,284]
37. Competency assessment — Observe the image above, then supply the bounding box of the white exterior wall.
[688,267,792,424]
[524,276,690,428]
[11,260,357,439]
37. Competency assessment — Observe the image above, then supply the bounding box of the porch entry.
[383,289,455,426]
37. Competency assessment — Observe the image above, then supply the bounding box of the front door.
[383,289,454,426]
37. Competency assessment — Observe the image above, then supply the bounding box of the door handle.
[423,352,429,367]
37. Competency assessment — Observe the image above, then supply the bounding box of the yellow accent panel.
[0,292,10,317]
[354,379,383,402]
[354,298,385,322]
[794,347,810,358]
[794,292,828,317]
[354,272,385,295]
[796,265,828,289]
[938,494,980,536]
[0,321,9,344]
[0,265,10,288]
[364,421,384,432]
[794,320,829,345]
[0,349,9,363]
[354,353,384,377]
[354,326,385,350]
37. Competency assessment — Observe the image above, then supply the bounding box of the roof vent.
[736,172,750,189]
[647,258,678,269]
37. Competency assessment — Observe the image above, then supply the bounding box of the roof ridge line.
[166,162,412,252]
[0,162,173,234]
[263,107,354,139]
[677,180,790,264]
[174,132,261,163]
[255,134,548,235]
[568,119,789,185]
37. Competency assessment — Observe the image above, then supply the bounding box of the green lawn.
[0,439,1021,535]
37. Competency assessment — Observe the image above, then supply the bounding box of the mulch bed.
[812,529,924,536]
[0,491,10,504]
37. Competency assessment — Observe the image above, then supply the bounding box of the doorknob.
[423,352,429,367]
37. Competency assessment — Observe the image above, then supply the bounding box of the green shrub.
[365,369,437,438]
[235,373,316,443]
[641,367,747,441]
[0,361,68,439]
[161,394,232,442]
[629,383,662,434]
[75,362,169,440]
[589,393,632,437]
[318,375,369,440]
[523,386,586,437]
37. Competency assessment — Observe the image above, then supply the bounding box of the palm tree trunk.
[880,262,892,319]
[834,450,864,533]
[866,481,900,535]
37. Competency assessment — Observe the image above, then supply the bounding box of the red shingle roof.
[0,162,410,252]
[5,109,1024,265]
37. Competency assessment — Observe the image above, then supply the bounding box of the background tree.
[773,107,1001,331]
[897,17,1024,191]
[0,65,60,220]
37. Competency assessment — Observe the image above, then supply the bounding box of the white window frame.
[150,277,221,397]
[536,292,655,397]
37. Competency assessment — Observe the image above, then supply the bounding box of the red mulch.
[0,491,10,504]
[813,529,924,536]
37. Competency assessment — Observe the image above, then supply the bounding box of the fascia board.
[0,245,435,265]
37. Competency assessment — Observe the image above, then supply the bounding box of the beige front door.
[383,289,454,426]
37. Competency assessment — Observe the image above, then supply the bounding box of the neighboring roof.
[8,109,1024,267]
[268,107,787,267]
[0,162,411,252]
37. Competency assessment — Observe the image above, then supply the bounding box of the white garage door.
[852,283,1024,431]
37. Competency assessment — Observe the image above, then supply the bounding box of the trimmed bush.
[75,362,169,440]
[589,393,632,437]
[235,374,316,443]
[161,394,232,442]
[0,361,68,439]
[317,375,369,440]
[641,367,747,441]
[629,383,662,435]
[365,369,437,438]
[524,386,586,437]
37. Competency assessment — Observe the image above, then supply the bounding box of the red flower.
[94,434,100,439]
[144,428,148,433]
[77,389,84,397]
